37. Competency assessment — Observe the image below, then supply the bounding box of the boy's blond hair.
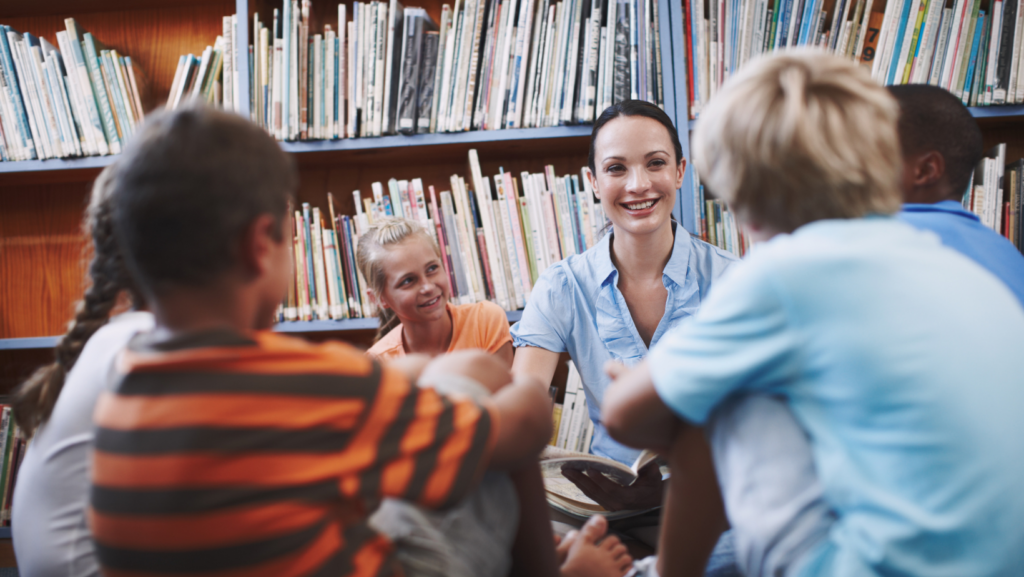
[692,50,902,233]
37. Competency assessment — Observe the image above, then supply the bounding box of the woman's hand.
[561,462,664,511]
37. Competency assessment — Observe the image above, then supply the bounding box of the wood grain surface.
[0,183,91,339]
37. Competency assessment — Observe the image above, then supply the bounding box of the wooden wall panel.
[0,184,92,338]
[3,1,235,112]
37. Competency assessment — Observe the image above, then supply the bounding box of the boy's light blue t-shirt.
[511,224,738,465]
[650,218,1024,576]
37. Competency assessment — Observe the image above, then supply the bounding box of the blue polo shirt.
[511,224,738,464]
[900,200,1024,308]
[649,217,1024,577]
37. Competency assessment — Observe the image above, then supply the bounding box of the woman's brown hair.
[13,163,140,437]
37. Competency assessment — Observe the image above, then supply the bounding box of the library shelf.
[280,126,594,154]
[0,311,525,349]
[0,126,592,175]
[0,527,9,539]
[687,106,1024,130]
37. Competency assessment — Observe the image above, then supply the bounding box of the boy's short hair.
[112,104,296,295]
[692,50,902,233]
[887,84,983,199]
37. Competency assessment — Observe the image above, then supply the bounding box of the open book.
[540,446,661,520]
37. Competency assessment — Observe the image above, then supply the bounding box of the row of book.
[690,170,751,257]
[0,407,25,527]
[166,16,244,113]
[0,19,143,162]
[249,0,665,140]
[967,142,1024,252]
[550,362,595,452]
[682,0,1024,118]
[278,149,609,322]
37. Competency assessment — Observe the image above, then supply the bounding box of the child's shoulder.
[367,325,405,360]
[452,300,508,325]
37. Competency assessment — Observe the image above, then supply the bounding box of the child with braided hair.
[11,162,154,577]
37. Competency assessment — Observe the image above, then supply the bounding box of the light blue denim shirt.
[511,223,738,464]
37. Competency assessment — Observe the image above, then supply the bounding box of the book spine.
[82,34,120,152]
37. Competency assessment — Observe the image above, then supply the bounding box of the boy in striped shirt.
[89,105,565,577]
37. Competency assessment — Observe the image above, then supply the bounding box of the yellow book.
[550,404,563,446]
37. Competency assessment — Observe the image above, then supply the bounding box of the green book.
[902,0,929,83]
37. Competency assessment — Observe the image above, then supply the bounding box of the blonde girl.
[357,217,513,365]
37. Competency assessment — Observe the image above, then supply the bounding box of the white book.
[562,0,584,123]
[871,0,898,79]
[520,0,548,127]
[497,174,528,305]
[361,4,375,136]
[7,34,47,159]
[273,38,283,138]
[452,174,487,300]
[550,0,570,125]
[1008,0,1024,102]
[289,2,301,139]
[1015,10,1024,102]
[949,0,977,97]
[347,19,358,137]
[493,0,520,129]
[429,5,451,133]
[939,0,969,89]
[929,9,953,84]
[373,3,389,135]
[575,13,594,122]
[323,229,343,319]
[983,0,1002,103]
[38,51,72,156]
[328,28,338,138]
[555,368,579,449]
[54,31,95,156]
[49,52,81,156]
[564,367,589,453]
[853,0,876,59]
[509,0,537,127]
[595,25,609,117]
[462,0,490,129]
[223,15,234,111]
[913,0,945,83]
[468,148,512,309]
[450,0,477,131]
[437,0,461,131]
[880,0,908,83]
[24,40,62,158]
[534,4,558,126]
[521,171,549,275]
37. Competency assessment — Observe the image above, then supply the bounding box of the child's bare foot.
[559,516,633,577]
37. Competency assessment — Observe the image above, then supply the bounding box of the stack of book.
[550,361,595,453]
[278,148,609,322]
[166,16,244,113]
[250,0,665,140]
[970,142,1024,252]
[0,407,25,527]
[0,19,143,162]
[682,0,1024,118]
[690,168,751,257]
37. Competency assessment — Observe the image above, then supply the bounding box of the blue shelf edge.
[0,310,525,349]
[0,527,10,539]
[0,155,115,174]
[280,125,592,154]
[686,105,1024,130]
[0,126,592,174]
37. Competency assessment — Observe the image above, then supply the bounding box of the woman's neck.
[401,306,454,356]
[610,222,676,282]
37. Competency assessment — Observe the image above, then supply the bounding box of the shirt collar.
[903,200,981,222]
[594,222,692,288]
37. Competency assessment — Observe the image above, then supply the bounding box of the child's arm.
[419,350,552,469]
[601,360,680,455]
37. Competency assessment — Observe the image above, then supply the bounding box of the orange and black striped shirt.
[89,329,495,577]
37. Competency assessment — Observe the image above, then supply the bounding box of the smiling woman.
[509,101,740,571]
[357,217,514,364]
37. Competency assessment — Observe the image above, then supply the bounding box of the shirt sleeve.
[347,362,495,509]
[648,260,802,425]
[510,265,573,353]
[476,302,513,353]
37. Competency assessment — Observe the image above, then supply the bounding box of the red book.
[682,0,695,117]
